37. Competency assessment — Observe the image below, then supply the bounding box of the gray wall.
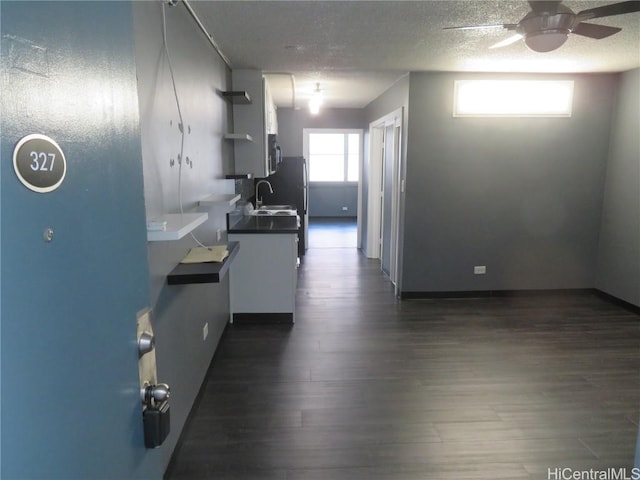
[276,107,364,217]
[596,68,640,307]
[401,72,616,294]
[363,75,410,127]
[133,2,234,469]
[277,107,365,157]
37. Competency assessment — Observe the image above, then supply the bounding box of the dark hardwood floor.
[307,217,357,249]
[165,224,640,479]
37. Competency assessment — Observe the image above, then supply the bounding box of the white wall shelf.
[224,133,253,141]
[147,213,208,242]
[198,193,241,207]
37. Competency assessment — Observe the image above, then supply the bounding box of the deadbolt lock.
[138,331,155,356]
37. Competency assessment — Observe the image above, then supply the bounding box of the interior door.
[1,2,160,479]
[381,124,395,276]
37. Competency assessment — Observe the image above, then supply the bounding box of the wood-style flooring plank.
[165,237,640,479]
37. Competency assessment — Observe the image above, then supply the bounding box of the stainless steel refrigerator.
[262,156,308,256]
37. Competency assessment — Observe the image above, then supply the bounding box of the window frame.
[453,79,574,118]
[303,128,363,183]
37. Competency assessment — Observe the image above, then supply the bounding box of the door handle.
[138,331,155,356]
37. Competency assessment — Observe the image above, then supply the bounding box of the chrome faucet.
[255,180,273,207]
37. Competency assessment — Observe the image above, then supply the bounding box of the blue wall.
[276,108,363,218]
[309,183,358,217]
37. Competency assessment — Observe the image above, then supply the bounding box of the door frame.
[366,125,384,259]
[389,118,403,288]
[366,108,403,288]
[303,128,363,248]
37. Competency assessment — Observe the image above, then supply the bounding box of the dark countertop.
[167,241,240,285]
[228,214,299,234]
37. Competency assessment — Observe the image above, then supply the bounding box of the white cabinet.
[230,69,277,177]
[228,233,297,322]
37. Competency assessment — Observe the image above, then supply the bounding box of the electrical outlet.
[203,322,208,341]
[342,206,348,211]
[216,229,222,242]
[474,266,486,275]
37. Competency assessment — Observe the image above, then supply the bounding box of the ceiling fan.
[444,1,640,52]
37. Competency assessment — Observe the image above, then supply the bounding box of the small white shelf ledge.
[198,193,241,207]
[147,213,208,242]
[224,133,253,142]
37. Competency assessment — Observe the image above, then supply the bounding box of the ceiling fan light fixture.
[524,30,569,52]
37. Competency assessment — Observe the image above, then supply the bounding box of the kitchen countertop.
[227,214,299,234]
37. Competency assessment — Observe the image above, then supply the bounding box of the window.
[304,129,362,182]
[453,80,574,117]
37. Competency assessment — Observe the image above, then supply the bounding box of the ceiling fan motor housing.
[518,5,576,52]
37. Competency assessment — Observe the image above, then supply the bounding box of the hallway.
[165,242,640,479]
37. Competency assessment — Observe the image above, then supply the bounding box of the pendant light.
[309,83,323,115]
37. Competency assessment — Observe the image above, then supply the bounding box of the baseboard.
[232,312,294,324]
[400,288,640,315]
[400,288,594,300]
[593,289,640,315]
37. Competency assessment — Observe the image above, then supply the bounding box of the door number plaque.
[13,134,67,193]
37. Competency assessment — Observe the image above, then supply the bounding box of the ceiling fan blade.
[443,24,517,31]
[577,1,640,20]
[528,1,562,13]
[489,34,524,49]
[572,22,622,39]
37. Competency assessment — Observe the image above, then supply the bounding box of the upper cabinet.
[229,69,277,178]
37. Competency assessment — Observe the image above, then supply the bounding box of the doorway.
[303,128,362,250]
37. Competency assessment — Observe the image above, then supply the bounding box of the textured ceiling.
[189,0,640,108]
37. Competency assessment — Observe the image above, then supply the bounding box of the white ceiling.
[189,1,640,109]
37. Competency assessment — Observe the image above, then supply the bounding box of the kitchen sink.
[250,210,297,216]
[249,205,297,216]
[256,204,295,210]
